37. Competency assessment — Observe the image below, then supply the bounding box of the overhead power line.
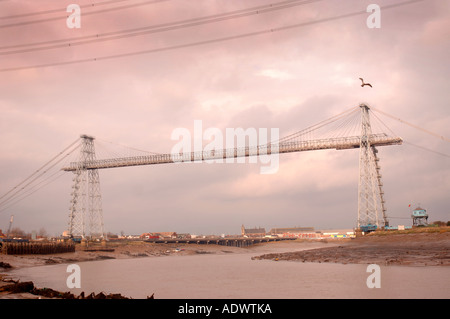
[0,0,425,73]
[0,0,324,54]
[0,0,172,28]
[0,0,132,19]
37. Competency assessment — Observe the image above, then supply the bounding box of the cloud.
[0,0,449,235]
[257,68,295,80]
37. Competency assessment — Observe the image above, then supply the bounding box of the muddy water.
[9,243,450,299]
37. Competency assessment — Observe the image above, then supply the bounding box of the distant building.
[320,229,355,239]
[140,232,177,239]
[157,232,178,239]
[0,229,5,238]
[241,225,265,237]
[269,227,314,235]
[269,226,318,239]
[177,233,191,239]
[140,233,154,239]
[412,207,428,227]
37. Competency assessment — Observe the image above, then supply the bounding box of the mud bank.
[0,241,231,299]
[0,240,242,269]
[253,231,450,266]
[0,240,302,299]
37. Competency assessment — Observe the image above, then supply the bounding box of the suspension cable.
[0,139,80,210]
[371,107,449,142]
[275,106,360,144]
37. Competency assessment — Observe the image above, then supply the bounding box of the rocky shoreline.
[0,279,148,299]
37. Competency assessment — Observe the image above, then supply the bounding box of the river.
[8,242,450,299]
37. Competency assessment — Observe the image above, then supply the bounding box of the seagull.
[359,78,372,88]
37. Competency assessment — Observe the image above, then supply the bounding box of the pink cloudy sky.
[0,0,449,236]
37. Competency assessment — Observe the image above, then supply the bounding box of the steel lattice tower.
[357,104,388,230]
[68,135,105,239]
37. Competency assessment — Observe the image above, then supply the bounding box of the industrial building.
[268,227,315,235]
[241,225,266,237]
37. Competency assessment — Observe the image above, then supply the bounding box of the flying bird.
[359,78,372,88]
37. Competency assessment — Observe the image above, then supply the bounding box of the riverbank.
[0,239,307,298]
[253,229,450,266]
[0,239,273,269]
[1,229,449,298]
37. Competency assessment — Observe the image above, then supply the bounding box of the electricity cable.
[0,0,324,53]
[0,0,173,28]
[0,0,425,73]
[0,0,133,20]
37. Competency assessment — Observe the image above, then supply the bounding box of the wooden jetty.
[0,242,75,255]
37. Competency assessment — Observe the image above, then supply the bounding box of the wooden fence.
[0,242,75,255]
